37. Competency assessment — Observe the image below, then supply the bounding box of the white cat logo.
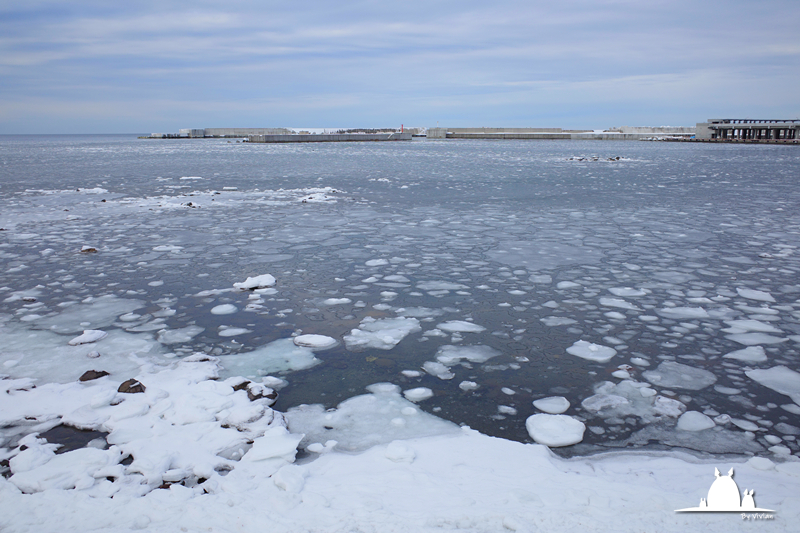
[675,468,775,513]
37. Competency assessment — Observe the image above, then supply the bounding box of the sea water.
[1,134,799,459]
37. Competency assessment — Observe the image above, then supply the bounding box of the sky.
[1,0,799,133]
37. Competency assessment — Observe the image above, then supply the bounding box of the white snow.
[533,396,570,414]
[233,274,276,290]
[566,340,617,363]
[525,414,585,447]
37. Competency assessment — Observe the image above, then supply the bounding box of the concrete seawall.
[247,132,412,143]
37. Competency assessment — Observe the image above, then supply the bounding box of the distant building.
[695,119,800,141]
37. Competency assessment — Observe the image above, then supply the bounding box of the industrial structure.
[427,126,694,140]
[695,119,800,143]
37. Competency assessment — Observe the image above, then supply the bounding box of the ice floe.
[566,340,617,363]
[343,317,421,350]
[525,414,585,447]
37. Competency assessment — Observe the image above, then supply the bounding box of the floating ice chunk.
[533,396,570,414]
[643,362,717,390]
[723,346,767,363]
[286,383,458,452]
[736,287,775,302]
[218,338,320,378]
[394,307,444,318]
[435,345,501,365]
[423,361,455,380]
[630,357,650,367]
[557,281,580,289]
[608,288,647,297]
[293,334,337,349]
[782,403,800,415]
[566,340,616,363]
[403,387,433,402]
[365,259,388,266]
[529,274,552,284]
[323,298,351,306]
[731,418,759,432]
[459,381,479,391]
[343,317,421,350]
[677,411,715,431]
[723,320,782,334]
[726,333,787,346]
[233,274,276,290]
[582,394,630,412]
[436,320,485,333]
[401,370,421,378]
[67,330,108,346]
[525,414,585,447]
[218,327,251,337]
[599,298,641,311]
[540,316,577,327]
[746,366,800,405]
[656,307,708,319]
[157,325,204,344]
[210,304,237,315]
[417,281,469,291]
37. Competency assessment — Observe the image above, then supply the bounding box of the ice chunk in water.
[723,346,767,363]
[676,411,716,431]
[533,396,570,414]
[746,366,800,405]
[210,304,237,315]
[566,340,616,363]
[293,334,337,349]
[233,274,276,290]
[436,320,485,333]
[736,287,775,302]
[525,414,585,447]
[285,383,458,452]
[656,307,708,319]
[403,387,433,402]
[642,361,717,390]
[726,333,787,346]
[343,317,421,350]
[218,338,320,379]
[67,330,108,346]
[435,345,501,365]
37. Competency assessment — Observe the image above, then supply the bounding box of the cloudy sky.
[1,0,798,133]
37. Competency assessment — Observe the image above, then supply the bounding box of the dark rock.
[118,379,146,393]
[232,380,251,392]
[246,383,277,403]
[80,246,98,253]
[79,370,110,382]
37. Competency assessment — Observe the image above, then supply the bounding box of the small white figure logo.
[675,468,775,513]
